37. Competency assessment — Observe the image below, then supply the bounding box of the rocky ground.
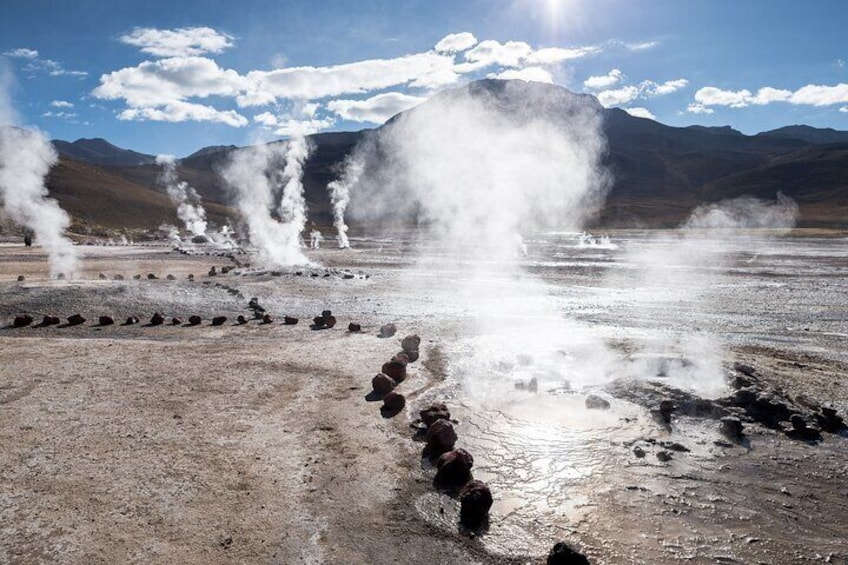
[0,240,846,564]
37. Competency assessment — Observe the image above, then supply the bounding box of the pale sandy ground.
[1,241,846,564]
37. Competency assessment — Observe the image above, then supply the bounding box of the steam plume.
[0,63,78,278]
[155,154,208,237]
[327,151,365,248]
[219,136,313,267]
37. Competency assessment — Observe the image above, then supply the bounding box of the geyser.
[0,64,78,278]
[156,154,209,238]
[219,135,313,267]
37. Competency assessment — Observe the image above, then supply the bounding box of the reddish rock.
[211,316,227,326]
[381,360,407,383]
[371,373,397,395]
[150,312,165,326]
[434,448,474,489]
[40,315,61,326]
[420,403,451,428]
[283,316,299,325]
[459,480,493,528]
[188,315,202,326]
[401,334,421,353]
[393,352,411,365]
[426,419,457,456]
[404,349,420,363]
[323,315,337,328]
[382,391,406,412]
[66,314,86,326]
[13,314,34,328]
[98,316,115,326]
[312,315,326,328]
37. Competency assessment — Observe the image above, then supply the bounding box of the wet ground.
[0,231,846,564]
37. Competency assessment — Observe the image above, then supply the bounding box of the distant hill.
[51,138,157,167]
[44,80,848,230]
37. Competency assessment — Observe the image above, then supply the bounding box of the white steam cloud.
[155,154,209,237]
[0,63,78,278]
[219,136,313,267]
[327,150,366,249]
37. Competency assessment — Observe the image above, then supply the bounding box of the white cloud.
[687,103,714,115]
[327,92,425,123]
[456,40,597,73]
[41,110,77,119]
[273,117,336,136]
[584,69,623,90]
[624,107,656,120]
[693,83,848,110]
[3,48,38,59]
[253,111,278,127]
[50,100,74,108]
[118,100,248,127]
[840,106,848,113]
[120,27,235,58]
[647,78,688,95]
[524,46,600,65]
[596,85,639,107]
[626,41,658,51]
[491,66,553,84]
[434,32,478,53]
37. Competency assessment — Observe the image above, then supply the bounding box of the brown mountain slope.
[45,157,235,230]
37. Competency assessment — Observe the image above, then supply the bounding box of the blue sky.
[1,0,846,156]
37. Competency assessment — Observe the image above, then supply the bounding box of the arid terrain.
[1,232,846,564]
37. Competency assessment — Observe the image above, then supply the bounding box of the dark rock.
[404,349,420,362]
[98,316,115,326]
[211,316,227,326]
[662,441,690,452]
[459,480,493,529]
[166,274,176,280]
[658,398,675,424]
[55,273,65,280]
[283,316,299,325]
[720,416,744,440]
[124,316,139,325]
[323,315,336,328]
[379,323,397,338]
[150,312,165,326]
[815,406,846,433]
[40,315,61,326]
[733,362,758,379]
[382,391,406,412]
[13,314,34,328]
[749,394,796,428]
[237,315,248,325]
[248,297,265,313]
[191,235,208,244]
[381,360,407,383]
[188,316,202,326]
[730,387,758,406]
[171,317,183,325]
[401,334,421,353]
[16,275,25,282]
[547,541,590,565]
[221,266,232,274]
[434,448,474,490]
[147,273,158,280]
[371,373,397,395]
[426,419,457,456]
[132,274,142,280]
[187,274,194,281]
[585,395,610,410]
[98,273,107,280]
[312,316,326,328]
[393,352,411,365]
[261,314,273,324]
[208,266,217,276]
[633,446,646,458]
[113,274,124,280]
[420,403,451,428]
[321,310,332,318]
[656,450,672,462]
[348,323,362,332]
[66,314,86,326]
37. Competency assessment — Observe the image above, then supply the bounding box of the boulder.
[124,316,140,325]
[66,314,86,326]
[132,274,141,280]
[40,315,61,326]
[283,316,299,325]
[633,446,646,458]
[236,315,248,325]
[404,349,420,362]
[16,275,25,282]
[815,406,846,433]
[98,273,107,280]
[171,317,183,325]
[393,352,411,365]
[426,419,457,456]
[381,360,407,383]
[401,334,421,353]
[459,480,493,529]
[113,274,124,281]
[188,315,202,326]
[98,316,115,326]
[166,274,176,280]
[420,403,451,428]
[221,266,232,274]
[547,542,591,565]
[248,297,265,313]
[147,273,158,280]
[312,316,327,328]
[371,373,397,395]
[208,266,217,276]
[13,314,34,328]
[321,310,332,318]
[585,395,610,410]
[658,398,675,424]
[187,274,194,281]
[323,315,337,328]
[379,323,397,338]
[656,450,672,462]
[720,416,744,440]
[211,316,227,326]
[348,323,362,332]
[150,312,165,326]
[261,314,273,324]
[434,448,474,489]
[382,391,406,412]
